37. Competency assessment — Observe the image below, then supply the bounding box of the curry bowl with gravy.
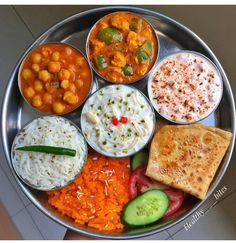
[86,11,159,84]
[18,42,93,115]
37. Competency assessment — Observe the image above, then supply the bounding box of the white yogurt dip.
[148,51,223,123]
[81,85,155,157]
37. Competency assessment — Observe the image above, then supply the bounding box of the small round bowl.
[81,84,156,158]
[18,42,94,115]
[86,11,160,84]
[11,115,88,191]
[148,50,223,124]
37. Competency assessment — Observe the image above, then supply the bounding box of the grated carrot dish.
[48,150,130,231]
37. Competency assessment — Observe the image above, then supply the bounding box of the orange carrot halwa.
[48,151,130,231]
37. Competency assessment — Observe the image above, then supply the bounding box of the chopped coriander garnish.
[127,128,132,132]
[141,119,145,123]
[95,129,100,138]
[127,93,131,97]
[135,132,139,136]
[141,105,144,109]
[90,104,94,108]
[98,106,102,110]
[99,90,104,96]
[118,105,122,110]
[122,149,128,153]
[123,101,128,105]
[102,140,107,145]
[113,144,117,148]
[116,87,120,90]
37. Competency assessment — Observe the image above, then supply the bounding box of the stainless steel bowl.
[80,84,156,158]
[10,115,88,191]
[86,11,160,84]
[18,42,94,116]
[148,50,224,125]
[1,6,235,239]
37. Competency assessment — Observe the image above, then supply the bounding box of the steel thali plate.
[1,6,235,239]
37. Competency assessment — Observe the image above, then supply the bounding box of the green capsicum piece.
[95,54,108,70]
[98,27,123,44]
[129,18,142,33]
[135,40,153,64]
[122,64,134,76]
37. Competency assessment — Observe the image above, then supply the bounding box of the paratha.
[146,124,232,199]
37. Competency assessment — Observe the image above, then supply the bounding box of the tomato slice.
[163,189,185,218]
[163,202,193,221]
[128,165,153,199]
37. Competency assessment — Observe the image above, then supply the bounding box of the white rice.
[11,116,87,190]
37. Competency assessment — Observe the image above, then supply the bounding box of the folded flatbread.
[146,124,232,199]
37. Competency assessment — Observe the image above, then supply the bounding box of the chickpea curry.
[88,12,158,83]
[19,43,92,114]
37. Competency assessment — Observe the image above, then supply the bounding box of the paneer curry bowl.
[18,43,93,114]
[86,12,159,83]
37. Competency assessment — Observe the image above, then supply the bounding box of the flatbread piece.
[146,124,232,199]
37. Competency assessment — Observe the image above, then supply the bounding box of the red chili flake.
[120,116,128,124]
[111,117,119,126]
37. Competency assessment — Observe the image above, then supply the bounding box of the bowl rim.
[80,84,157,158]
[85,10,160,85]
[147,50,224,125]
[10,115,88,191]
[18,42,94,116]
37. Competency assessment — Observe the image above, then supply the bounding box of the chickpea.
[75,79,84,89]
[69,83,76,93]
[34,80,43,92]
[43,93,52,104]
[58,68,71,81]
[22,68,33,80]
[45,82,56,94]
[53,102,65,114]
[80,71,89,78]
[63,91,78,105]
[48,61,61,73]
[52,51,60,61]
[31,52,42,64]
[68,64,76,73]
[61,79,70,89]
[65,47,72,55]
[32,95,42,107]
[75,56,85,66]
[24,87,35,98]
[38,70,51,82]
[41,47,52,57]
[32,63,40,73]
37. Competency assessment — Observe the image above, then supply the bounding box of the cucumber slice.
[121,189,169,227]
[131,149,148,171]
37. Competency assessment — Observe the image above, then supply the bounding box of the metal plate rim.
[1,6,236,239]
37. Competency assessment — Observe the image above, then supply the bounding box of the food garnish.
[48,151,130,231]
[121,189,169,226]
[146,124,232,199]
[16,145,76,157]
